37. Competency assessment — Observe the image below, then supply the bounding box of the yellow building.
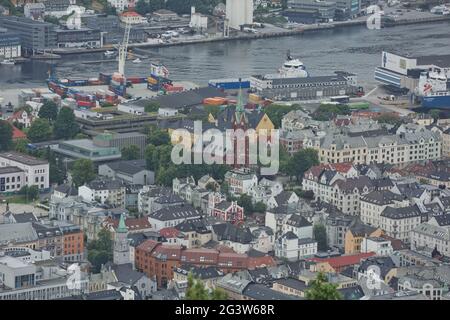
[344,222,383,254]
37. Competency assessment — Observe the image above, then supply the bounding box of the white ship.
[104,50,115,57]
[132,58,142,64]
[261,51,309,80]
[1,59,15,65]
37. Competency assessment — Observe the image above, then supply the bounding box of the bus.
[330,95,350,104]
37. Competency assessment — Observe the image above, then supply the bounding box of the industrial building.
[374,51,450,92]
[0,16,56,54]
[56,28,102,48]
[250,71,359,101]
[0,30,21,59]
[226,0,253,30]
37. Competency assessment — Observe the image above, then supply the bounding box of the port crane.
[117,22,131,76]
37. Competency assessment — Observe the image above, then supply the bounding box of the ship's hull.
[422,94,450,109]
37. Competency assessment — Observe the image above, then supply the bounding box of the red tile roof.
[11,125,26,140]
[247,255,276,269]
[136,239,159,253]
[159,227,182,238]
[105,217,151,231]
[121,11,142,17]
[308,252,375,270]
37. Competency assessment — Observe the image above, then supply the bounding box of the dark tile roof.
[175,265,223,279]
[333,176,373,193]
[381,205,423,220]
[286,214,312,228]
[87,179,126,190]
[212,223,253,244]
[274,278,308,292]
[242,283,301,300]
[104,159,148,175]
[149,205,200,222]
[338,285,365,300]
[280,231,298,240]
[11,212,37,223]
[274,191,296,206]
[360,190,405,205]
[54,184,78,196]
[112,263,147,286]
[175,218,210,234]
[432,214,450,226]
[349,219,378,237]
[358,256,396,279]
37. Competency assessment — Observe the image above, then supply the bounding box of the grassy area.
[0,195,35,204]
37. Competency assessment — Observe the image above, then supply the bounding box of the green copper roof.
[117,214,128,233]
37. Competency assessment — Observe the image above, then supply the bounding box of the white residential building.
[379,205,425,243]
[224,168,258,196]
[360,190,409,227]
[78,179,126,208]
[0,152,49,190]
[410,215,450,257]
[361,237,394,256]
[274,231,317,261]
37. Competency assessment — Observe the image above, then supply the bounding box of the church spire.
[117,213,128,233]
[235,78,246,123]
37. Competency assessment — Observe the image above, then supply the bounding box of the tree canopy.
[54,107,79,139]
[311,104,350,121]
[185,272,228,300]
[27,118,53,143]
[286,148,319,181]
[313,223,328,251]
[0,120,13,151]
[38,100,58,122]
[71,159,96,187]
[305,272,342,300]
[263,104,304,128]
[121,145,140,160]
[87,229,113,273]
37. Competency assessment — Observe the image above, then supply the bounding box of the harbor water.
[1,21,450,90]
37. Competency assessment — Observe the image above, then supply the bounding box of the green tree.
[305,272,342,300]
[54,107,79,139]
[313,223,328,251]
[27,118,53,142]
[185,273,228,300]
[287,148,319,181]
[374,113,403,126]
[121,145,140,160]
[43,147,66,184]
[87,229,113,273]
[135,0,149,15]
[253,202,267,213]
[311,104,350,121]
[14,139,30,153]
[19,185,39,201]
[148,128,170,146]
[71,159,96,187]
[237,194,253,214]
[38,100,58,122]
[0,121,13,151]
[264,104,304,128]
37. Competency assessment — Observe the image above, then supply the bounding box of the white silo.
[226,0,253,30]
